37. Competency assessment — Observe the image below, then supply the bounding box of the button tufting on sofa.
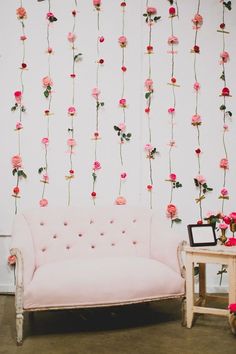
[91,245,95,249]
[40,222,44,226]
[53,234,57,239]
[132,219,136,223]
[64,222,68,226]
[111,243,115,246]
[132,241,137,245]
[78,233,83,237]
[66,245,71,250]
[122,230,126,234]
[41,248,46,252]
[100,232,104,236]
[110,220,114,224]
[90,220,94,224]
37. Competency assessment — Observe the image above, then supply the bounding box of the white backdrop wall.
[0,1,236,291]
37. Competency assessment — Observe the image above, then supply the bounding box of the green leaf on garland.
[145,92,152,99]
[44,90,49,98]
[220,104,226,111]
[12,169,17,176]
[74,53,83,62]
[38,167,44,174]
[126,133,131,138]
[220,71,225,80]
[226,111,232,117]
[223,1,232,10]
[100,102,104,106]
[154,16,161,22]
[173,218,182,224]
[194,178,199,187]
[143,13,148,17]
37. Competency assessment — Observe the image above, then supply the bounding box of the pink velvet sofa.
[10,206,186,344]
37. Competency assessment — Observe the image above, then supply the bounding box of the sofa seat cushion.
[24,257,184,309]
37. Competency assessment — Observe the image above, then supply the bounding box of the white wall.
[0,0,235,291]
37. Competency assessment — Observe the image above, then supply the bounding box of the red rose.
[91,192,96,198]
[221,87,230,96]
[13,186,20,195]
[169,7,176,15]
[193,45,200,53]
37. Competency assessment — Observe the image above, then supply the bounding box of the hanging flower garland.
[113,1,131,206]
[91,0,104,204]
[217,0,232,213]
[38,0,57,207]
[165,0,182,227]
[190,0,213,223]
[11,2,28,214]
[65,1,82,206]
[143,1,161,209]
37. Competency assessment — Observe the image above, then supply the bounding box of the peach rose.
[42,76,53,88]
[145,79,153,91]
[195,175,206,185]
[11,155,22,169]
[219,158,229,169]
[115,196,127,205]
[166,204,177,218]
[93,0,101,5]
[8,255,17,265]
[191,114,201,126]
[67,138,76,147]
[147,7,157,15]
[16,7,27,20]
[39,198,48,207]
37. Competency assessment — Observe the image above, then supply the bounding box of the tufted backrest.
[16,206,154,268]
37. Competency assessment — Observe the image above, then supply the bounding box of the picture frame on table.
[187,224,217,247]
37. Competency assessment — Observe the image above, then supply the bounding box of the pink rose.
[39,198,48,207]
[144,144,153,152]
[168,107,175,114]
[168,35,179,45]
[41,137,49,145]
[11,155,22,169]
[14,91,22,103]
[229,303,236,312]
[223,216,231,225]
[93,0,101,5]
[196,175,206,185]
[93,161,101,170]
[118,122,126,132]
[15,122,23,130]
[229,212,236,222]
[115,196,127,205]
[193,82,200,91]
[223,124,229,131]
[147,7,157,15]
[119,98,126,107]
[220,188,228,196]
[220,51,229,64]
[68,106,76,116]
[118,36,127,47]
[145,79,153,91]
[67,138,76,147]
[219,158,229,169]
[166,204,177,218]
[42,76,53,88]
[169,173,176,182]
[92,87,100,99]
[67,32,76,43]
[20,35,27,41]
[191,114,201,126]
[219,223,228,230]
[120,172,127,179]
[42,174,49,183]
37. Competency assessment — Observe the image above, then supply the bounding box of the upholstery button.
[110,220,114,224]
[132,241,137,245]
[91,245,95,249]
[42,248,46,252]
[40,222,44,226]
[64,222,68,226]
[66,245,70,250]
[100,232,104,236]
[53,234,57,239]
[90,220,94,224]
[122,230,126,234]
[78,233,83,237]
[132,219,136,223]
[111,243,115,246]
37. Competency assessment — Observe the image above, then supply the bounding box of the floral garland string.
[165,0,182,226]
[113,1,131,206]
[38,0,57,207]
[143,1,160,209]
[91,0,104,204]
[11,2,28,214]
[190,0,213,223]
[217,0,232,213]
[65,1,82,206]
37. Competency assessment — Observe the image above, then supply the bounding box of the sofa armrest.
[11,213,36,288]
[177,240,186,279]
[10,248,24,312]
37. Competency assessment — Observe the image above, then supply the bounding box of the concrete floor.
[0,295,235,354]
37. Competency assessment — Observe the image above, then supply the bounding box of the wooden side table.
[184,244,236,332]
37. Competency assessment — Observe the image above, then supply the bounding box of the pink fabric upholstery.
[11,206,185,311]
[24,257,184,309]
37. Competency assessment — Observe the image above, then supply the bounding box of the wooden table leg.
[186,254,194,328]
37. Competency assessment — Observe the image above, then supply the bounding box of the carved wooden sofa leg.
[16,312,24,345]
[181,297,187,327]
